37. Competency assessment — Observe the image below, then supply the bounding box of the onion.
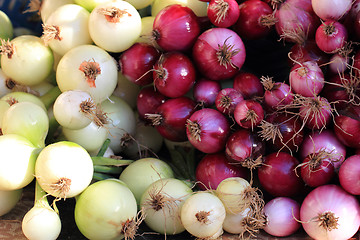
[334,105,360,149]
[151,0,208,18]
[311,0,352,21]
[0,188,22,216]
[118,42,161,86]
[315,20,348,54]
[192,27,246,81]
[300,184,360,240]
[288,39,330,66]
[261,76,293,110]
[263,197,301,237]
[193,78,222,107]
[153,52,196,98]
[195,152,249,191]
[233,0,275,40]
[289,60,325,97]
[180,191,226,239]
[88,0,142,53]
[136,86,167,123]
[152,4,200,52]
[186,108,230,154]
[338,155,360,195]
[300,129,346,169]
[214,88,244,115]
[112,72,141,109]
[258,113,304,153]
[234,99,264,129]
[207,0,240,28]
[258,152,304,197]
[233,72,264,99]
[146,96,197,142]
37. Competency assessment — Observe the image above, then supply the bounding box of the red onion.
[329,52,349,74]
[355,10,360,40]
[274,0,320,42]
[207,0,240,28]
[263,197,301,237]
[195,152,249,190]
[233,72,264,99]
[300,129,346,169]
[289,60,324,97]
[153,52,196,98]
[118,42,161,86]
[136,86,167,122]
[152,4,200,52]
[193,78,222,107]
[233,99,264,129]
[258,113,304,153]
[288,40,330,66]
[192,27,246,81]
[225,129,266,169]
[311,0,352,21]
[298,96,332,131]
[261,76,293,110]
[334,105,360,149]
[214,88,244,115]
[315,20,348,54]
[300,184,360,240]
[300,152,335,188]
[233,0,275,40]
[339,154,360,195]
[258,152,304,197]
[146,97,197,142]
[186,108,230,153]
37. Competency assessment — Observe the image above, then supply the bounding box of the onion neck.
[318,211,339,231]
[216,37,240,69]
[213,0,229,24]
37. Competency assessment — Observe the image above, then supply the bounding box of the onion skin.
[195,152,249,190]
[339,155,360,195]
[315,20,348,54]
[311,0,352,21]
[207,0,240,28]
[300,184,360,240]
[258,152,304,197]
[192,27,246,81]
[153,4,201,52]
[186,108,230,154]
[300,155,335,188]
[233,72,264,99]
[136,86,167,123]
[334,105,360,149]
[193,78,222,107]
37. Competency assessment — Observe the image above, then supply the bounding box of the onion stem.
[91,156,134,166]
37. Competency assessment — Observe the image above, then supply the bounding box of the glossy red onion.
[298,96,332,131]
[258,152,304,197]
[289,60,324,97]
[288,40,329,66]
[300,185,360,240]
[147,97,196,142]
[261,76,293,110]
[215,88,244,115]
[118,42,161,86]
[153,52,196,98]
[315,20,348,54]
[300,129,346,169]
[233,0,275,40]
[186,108,230,153]
[152,4,200,52]
[233,72,264,99]
[225,129,265,169]
[193,78,222,107]
[263,197,301,237]
[339,154,360,195]
[192,27,246,81]
[195,152,249,190]
[233,99,264,129]
[334,105,360,149]
[207,0,240,28]
[136,86,167,122]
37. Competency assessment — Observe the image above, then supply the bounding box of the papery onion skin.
[153,4,201,52]
[195,152,249,190]
[186,108,230,154]
[300,184,360,240]
[263,197,301,237]
[192,27,246,81]
[258,152,304,197]
[339,155,360,195]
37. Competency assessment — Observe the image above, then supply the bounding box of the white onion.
[40,0,75,22]
[112,72,141,109]
[88,0,142,53]
[0,188,23,216]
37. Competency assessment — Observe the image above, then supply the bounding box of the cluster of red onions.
[118,0,360,238]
